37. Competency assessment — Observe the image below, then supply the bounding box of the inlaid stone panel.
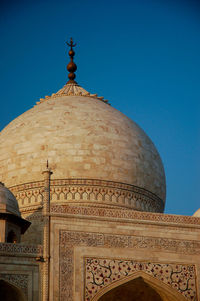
[85,258,197,301]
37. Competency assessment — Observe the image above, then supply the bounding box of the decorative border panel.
[52,204,200,226]
[59,230,199,301]
[0,243,42,256]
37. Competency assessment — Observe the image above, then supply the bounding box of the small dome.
[0,182,20,216]
[193,209,200,217]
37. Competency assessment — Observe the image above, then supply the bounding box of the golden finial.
[66,38,77,84]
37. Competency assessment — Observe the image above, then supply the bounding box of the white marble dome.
[0,83,166,212]
[0,182,20,216]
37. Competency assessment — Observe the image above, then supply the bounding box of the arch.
[92,271,188,301]
[82,192,88,200]
[59,192,65,201]
[97,193,103,202]
[74,192,81,200]
[0,279,26,301]
[7,230,17,243]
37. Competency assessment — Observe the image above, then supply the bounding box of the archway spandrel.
[85,258,197,301]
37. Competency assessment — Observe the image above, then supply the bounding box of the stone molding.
[52,204,200,226]
[0,242,42,257]
[9,178,164,213]
[85,258,197,301]
[59,230,200,301]
[0,273,29,297]
[10,181,44,192]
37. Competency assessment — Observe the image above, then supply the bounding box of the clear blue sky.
[1,0,200,216]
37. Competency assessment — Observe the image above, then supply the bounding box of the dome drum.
[49,178,165,212]
[10,177,164,215]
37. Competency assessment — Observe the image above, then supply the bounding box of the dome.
[0,41,166,213]
[0,82,166,212]
[0,182,20,216]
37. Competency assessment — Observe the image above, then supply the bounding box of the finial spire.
[66,38,77,84]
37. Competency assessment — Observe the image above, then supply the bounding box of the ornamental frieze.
[52,204,200,226]
[50,178,164,212]
[9,178,164,213]
[0,242,43,256]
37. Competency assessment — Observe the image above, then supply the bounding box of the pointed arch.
[0,279,26,301]
[92,271,188,301]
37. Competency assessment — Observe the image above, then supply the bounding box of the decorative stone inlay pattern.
[85,258,197,301]
[10,179,165,213]
[52,204,200,226]
[0,243,42,256]
[50,179,163,207]
[60,231,104,301]
[0,273,29,297]
[59,231,200,301]
[10,181,44,211]
[50,178,164,212]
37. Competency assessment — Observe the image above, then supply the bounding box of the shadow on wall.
[96,272,188,301]
[98,276,163,301]
[0,279,26,301]
[20,208,44,245]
